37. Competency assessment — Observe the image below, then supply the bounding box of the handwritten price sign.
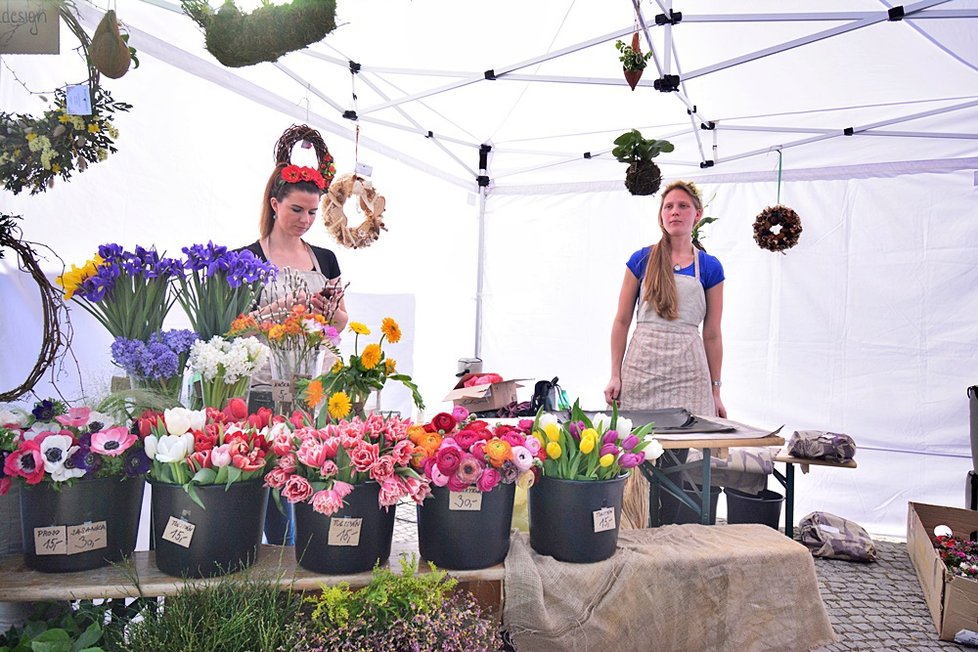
[162,516,196,549]
[67,521,107,555]
[33,526,67,555]
[448,488,483,512]
[271,380,293,402]
[593,507,616,533]
[328,517,362,546]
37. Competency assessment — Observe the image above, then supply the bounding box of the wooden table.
[640,431,786,528]
[772,449,858,539]
[0,541,503,602]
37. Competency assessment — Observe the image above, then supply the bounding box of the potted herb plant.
[615,32,654,90]
[611,129,675,196]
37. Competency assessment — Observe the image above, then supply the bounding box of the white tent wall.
[481,170,977,537]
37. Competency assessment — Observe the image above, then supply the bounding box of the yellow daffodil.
[381,316,402,343]
[327,391,351,420]
[349,322,370,335]
[546,441,562,459]
[599,453,615,467]
[360,343,381,370]
[543,422,560,441]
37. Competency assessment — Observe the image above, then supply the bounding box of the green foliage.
[306,555,457,632]
[0,601,112,652]
[691,215,719,247]
[124,571,302,652]
[611,129,675,164]
[614,39,654,71]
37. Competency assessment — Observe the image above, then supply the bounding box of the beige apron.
[250,241,335,392]
[620,251,716,529]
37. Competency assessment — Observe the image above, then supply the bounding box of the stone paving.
[395,503,967,650]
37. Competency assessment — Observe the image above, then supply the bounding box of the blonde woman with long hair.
[604,180,725,529]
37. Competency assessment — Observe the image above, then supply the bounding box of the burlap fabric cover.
[787,430,856,464]
[504,525,836,652]
[799,511,877,562]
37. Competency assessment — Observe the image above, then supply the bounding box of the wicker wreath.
[753,204,803,253]
[321,173,387,249]
[273,124,336,189]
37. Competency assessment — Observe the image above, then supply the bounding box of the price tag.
[354,161,373,177]
[271,380,293,403]
[33,526,67,555]
[65,84,92,116]
[162,516,196,548]
[67,521,107,555]
[593,507,616,533]
[328,517,362,546]
[448,488,483,511]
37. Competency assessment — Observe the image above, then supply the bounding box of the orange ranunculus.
[407,424,427,444]
[485,438,512,467]
[419,433,443,453]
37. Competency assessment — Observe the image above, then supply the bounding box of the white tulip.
[538,413,559,428]
[144,434,159,459]
[643,436,664,461]
[617,416,633,435]
[154,434,194,463]
[591,413,611,430]
[266,421,291,440]
[187,409,207,432]
[163,407,192,436]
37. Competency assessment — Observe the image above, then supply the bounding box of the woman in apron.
[604,180,726,530]
[239,146,349,545]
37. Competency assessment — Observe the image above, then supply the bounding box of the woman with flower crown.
[604,180,726,530]
[237,125,348,545]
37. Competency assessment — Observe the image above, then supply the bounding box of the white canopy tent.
[1,0,976,536]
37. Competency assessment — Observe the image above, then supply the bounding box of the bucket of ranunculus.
[411,408,543,570]
[264,413,429,574]
[2,400,148,573]
[143,402,274,578]
[528,402,663,563]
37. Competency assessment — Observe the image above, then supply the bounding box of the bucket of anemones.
[408,406,545,570]
[0,397,149,573]
[140,402,277,578]
[527,401,663,563]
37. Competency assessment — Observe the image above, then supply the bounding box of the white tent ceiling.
[1,0,977,537]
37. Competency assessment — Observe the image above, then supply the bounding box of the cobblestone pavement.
[394,504,966,650]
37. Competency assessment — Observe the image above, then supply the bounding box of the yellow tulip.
[599,453,615,467]
[543,422,560,442]
[581,427,598,442]
[546,441,562,459]
[580,435,595,454]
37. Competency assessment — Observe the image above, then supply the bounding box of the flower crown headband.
[281,164,326,190]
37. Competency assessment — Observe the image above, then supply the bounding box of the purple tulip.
[621,434,639,451]
[602,429,619,445]
[618,452,646,469]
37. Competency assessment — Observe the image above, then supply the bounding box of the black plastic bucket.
[660,484,721,525]
[20,475,144,573]
[529,474,626,564]
[293,481,395,574]
[150,478,268,578]
[725,488,784,529]
[417,482,515,570]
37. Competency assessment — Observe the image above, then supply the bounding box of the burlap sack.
[799,511,877,562]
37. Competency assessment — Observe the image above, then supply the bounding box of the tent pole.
[474,145,492,360]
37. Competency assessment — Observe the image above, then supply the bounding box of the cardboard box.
[443,374,526,412]
[907,501,978,642]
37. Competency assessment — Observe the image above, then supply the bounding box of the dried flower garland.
[753,204,803,253]
[0,215,71,401]
[181,0,337,68]
[322,173,387,249]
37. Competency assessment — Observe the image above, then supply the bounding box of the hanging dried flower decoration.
[753,205,803,253]
[322,173,387,249]
[180,0,337,68]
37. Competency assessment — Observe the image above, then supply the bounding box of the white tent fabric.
[1,0,976,537]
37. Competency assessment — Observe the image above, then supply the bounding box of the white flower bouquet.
[188,336,269,409]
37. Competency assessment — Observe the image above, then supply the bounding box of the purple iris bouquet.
[175,242,277,341]
[111,329,198,400]
[56,244,183,341]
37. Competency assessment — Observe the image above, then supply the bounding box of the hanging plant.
[611,129,674,196]
[615,32,653,91]
[753,205,803,253]
[181,0,338,68]
[90,9,137,79]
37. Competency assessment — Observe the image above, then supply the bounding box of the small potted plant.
[611,129,675,196]
[615,32,653,90]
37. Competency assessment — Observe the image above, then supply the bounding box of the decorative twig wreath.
[322,173,388,249]
[181,0,337,68]
[0,215,71,401]
[753,205,803,253]
[274,123,337,190]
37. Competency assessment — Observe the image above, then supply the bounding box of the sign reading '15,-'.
[0,1,61,55]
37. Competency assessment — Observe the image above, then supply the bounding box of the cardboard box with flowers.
[262,412,430,574]
[141,401,277,577]
[0,398,149,572]
[409,406,545,570]
[527,402,664,563]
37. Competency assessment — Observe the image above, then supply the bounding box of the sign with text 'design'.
[0,1,60,55]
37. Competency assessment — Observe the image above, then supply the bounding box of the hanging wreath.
[273,123,337,188]
[181,0,337,68]
[0,215,71,401]
[753,205,803,253]
[322,173,387,249]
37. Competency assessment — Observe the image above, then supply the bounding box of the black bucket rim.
[725,487,784,502]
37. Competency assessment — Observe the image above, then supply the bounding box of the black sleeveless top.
[239,241,341,279]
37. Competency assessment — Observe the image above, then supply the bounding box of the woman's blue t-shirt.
[626,247,725,290]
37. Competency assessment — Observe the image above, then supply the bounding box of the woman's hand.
[604,378,622,406]
[713,387,727,418]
